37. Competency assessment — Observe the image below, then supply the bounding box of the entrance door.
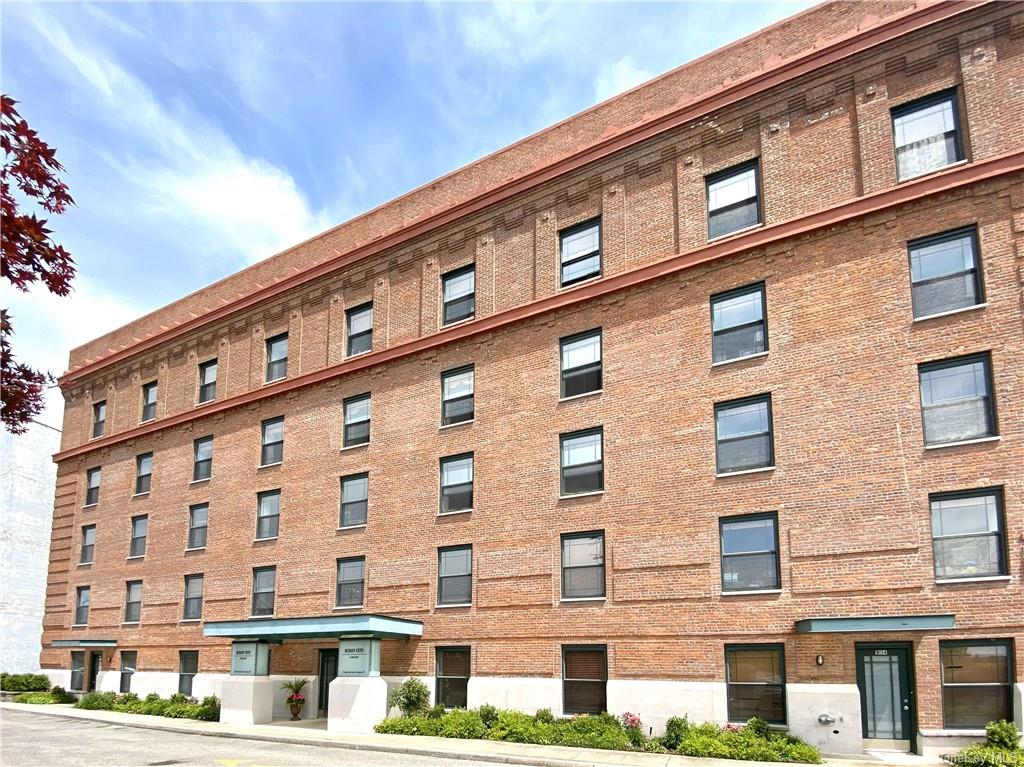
[318,649,338,716]
[856,644,916,752]
[87,652,101,692]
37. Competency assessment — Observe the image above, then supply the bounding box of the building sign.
[338,638,379,676]
[230,642,269,676]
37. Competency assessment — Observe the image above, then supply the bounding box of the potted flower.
[281,678,309,721]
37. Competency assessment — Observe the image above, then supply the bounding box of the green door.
[856,644,915,752]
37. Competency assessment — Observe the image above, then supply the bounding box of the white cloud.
[459,2,562,62]
[594,55,654,102]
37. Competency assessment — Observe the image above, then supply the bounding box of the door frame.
[854,641,918,754]
[318,648,338,716]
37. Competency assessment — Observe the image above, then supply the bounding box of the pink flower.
[621,712,643,730]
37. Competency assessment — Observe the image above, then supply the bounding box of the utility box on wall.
[338,638,380,677]
[230,642,270,676]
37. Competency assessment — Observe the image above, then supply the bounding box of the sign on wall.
[230,642,270,676]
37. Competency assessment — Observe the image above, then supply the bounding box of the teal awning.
[795,614,955,633]
[51,639,117,648]
[202,613,423,641]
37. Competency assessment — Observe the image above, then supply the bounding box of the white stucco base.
[466,676,563,716]
[220,676,277,725]
[786,683,863,756]
[607,680,727,735]
[327,676,388,733]
[41,670,71,690]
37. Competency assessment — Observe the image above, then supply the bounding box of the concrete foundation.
[607,680,728,734]
[327,676,388,734]
[466,677,562,716]
[786,683,863,756]
[220,676,276,725]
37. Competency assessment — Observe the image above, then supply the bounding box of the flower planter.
[289,702,302,721]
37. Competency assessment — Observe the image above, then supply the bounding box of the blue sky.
[1,1,810,427]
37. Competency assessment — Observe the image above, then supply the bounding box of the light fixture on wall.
[816,655,824,666]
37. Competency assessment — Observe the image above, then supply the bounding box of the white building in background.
[1,420,60,672]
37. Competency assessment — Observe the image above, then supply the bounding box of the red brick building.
[40,0,1023,756]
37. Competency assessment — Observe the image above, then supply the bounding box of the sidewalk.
[0,703,940,767]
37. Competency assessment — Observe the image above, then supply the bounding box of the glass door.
[856,644,915,752]
[318,649,338,716]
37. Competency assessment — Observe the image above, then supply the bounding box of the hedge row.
[1,673,52,692]
[74,691,220,721]
[14,687,76,705]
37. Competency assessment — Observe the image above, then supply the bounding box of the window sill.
[340,443,369,452]
[920,728,987,737]
[558,490,604,500]
[248,614,275,620]
[189,477,211,486]
[708,222,764,242]
[254,536,279,543]
[897,158,968,184]
[712,351,769,368]
[131,492,150,499]
[126,555,145,561]
[345,350,372,360]
[179,619,202,624]
[333,605,365,612]
[140,418,156,425]
[337,524,367,531]
[82,503,98,510]
[89,434,105,441]
[722,588,782,596]
[438,509,472,517]
[257,461,282,469]
[913,303,987,323]
[184,547,206,553]
[121,622,140,627]
[77,562,93,568]
[435,603,472,609]
[716,466,775,478]
[441,315,476,329]
[70,624,87,629]
[194,399,216,408]
[935,575,1011,585]
[558,274,602,292]
[925,436,1000,450]
[264,376,287,385]
[439,420,474,431]
[559,390,603,403]
[560,597,607,603]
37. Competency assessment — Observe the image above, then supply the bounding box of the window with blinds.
[562,645,607,715]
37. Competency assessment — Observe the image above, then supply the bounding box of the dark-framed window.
[124,580,142,623]
[721,513,780,592]
[892,89,963,182]
[135,452,153,495]
[909,227,983,319]
[438,545,472,606]
[260,416,284,466]
[706,160,761,240]
[919,353,996,446]
[715,394,774,474]
[559,218,601,287]
[442,265,476,325]
[188,503,208,550]
[725,644,786,724]
[119,651,136,693]
[265,333,288,382]
[183,574,204,620]
[931,488,1006,580]
[562,645,607,715]
[440,453,473,514]
[441,366,474,426]
[193,436,213,481]
[70,651,85,691]
[340,473,369,528]
[92,401,106,438]
[336,556,365,608]
[129,515,148,558]
[560,329,601,399]
[346,302,373,356]
[74,586,90,626]
[560,427,603,496]
[940,639,1013,729]
[712,283,767,364]
[343,393,371,447]
[85,467,101,506]
[436,647,470,709]
[80,525,96,565]
[198,359,218,403]
[255,490,280,540]
[561,531,605,600]
[178,650,198,696]
[141,381,157,422]
[252,566,276,616]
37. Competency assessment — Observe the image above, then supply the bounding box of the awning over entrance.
[202,614,423,642]
[795,614,954,633]
[50,639,117,648]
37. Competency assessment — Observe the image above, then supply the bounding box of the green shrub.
[1,673,52,692]
[986,721,1021,751]
[168,693,190,705]
[949,745,1024,767]
[163,703,202,719]
[197,695,221,722]
[387,678,430,717]
[644,738,668,753]
[486,710,558,745]
[49,686,76,703]
[424,703,446,720]
[534,707,555,724]
[557,714,631,751]
[75,691,116,710]
[662,715,691,750]
[745,717,772,739]
[374,715,441,736]
[14,692,64,704]
[438,708,486,739]
[477,703,498,728]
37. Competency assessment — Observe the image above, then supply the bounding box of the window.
[561,531,605,600]
[124,580,142,623]
[265,333,288,382]
[80,525,96,565]
[560,330,602,398]
[85,467,101,506]
[129,515,148,558]
[188,504,208,550]
[135,453,153,495]
[931,488,1006,580]
[559,219,601,287]
[919,353,996,446]
[141,381,157,422]
[338,473,369,528]
[193,436,213,481]
[441,366,474,425]
[260,417,284,465]
[909,227,983,320]
[721,513,780,592]
[715,395,774,474]
[442,265,476,325]
[336,557,365,608]
[726,644,786,724]
[252,566,276,616]
[436,647,470,709]
[255,490,280,540]
[343,394,371,447]
[183,574,204,620]
[74,586,90,625]
[198,359,218,403]
[119,651,136,694]
[707,160,761,239]
[892,90,963,181]
[712,283,767,364]
[92,401,106,438]
[940,640,1013,728]
[70,651,85,691]
[560,428,603,496]
[562,646,607,715]
[437,545,472,606]
[440,454,473,514]
[178,651,198,696]
[346,303,373,356]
